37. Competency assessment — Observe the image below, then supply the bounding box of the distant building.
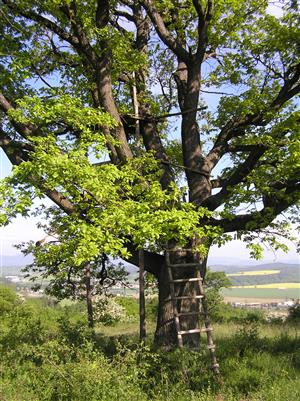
[5,275,21,283]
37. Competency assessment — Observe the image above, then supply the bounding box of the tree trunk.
[85,262,94,328]
[139,249,146,341]
[154,248,207,348]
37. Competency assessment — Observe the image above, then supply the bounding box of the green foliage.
[204,269,231,319]
[210,302,265,324]
[0,291,300,401]
[0,0,300,361]
[0,285,18,314]
[3,151,221,268]
[115,296,139,319]
[93,294,127,326]
[287,301,300,322]
[0,0,299,283]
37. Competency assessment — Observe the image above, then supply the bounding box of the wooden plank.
[176,311,204,317]
[174,295,204,300]
[169,262,201,268]
[202,327,213,333]
[171,278,202,283]
[178,328,201,335]
[177,327,213,335]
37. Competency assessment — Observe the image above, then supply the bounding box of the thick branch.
[205,62,300,172]
[125,247,163,277]
[0,92,42,139]
[0,129,32,165]
[0,128,76,215]
[214,182,300,233]
[192,0,213,58]
[96,0,110,28]
[115,9,135,22]
[140,0,190,62]
[203,146,266,210]
[2,1,80,47]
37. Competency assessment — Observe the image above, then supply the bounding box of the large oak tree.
[0,0,299,346]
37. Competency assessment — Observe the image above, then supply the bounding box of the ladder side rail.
[166,251,183,347]
[196,269,220,375]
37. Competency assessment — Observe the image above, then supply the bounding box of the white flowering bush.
[93,295,127,326]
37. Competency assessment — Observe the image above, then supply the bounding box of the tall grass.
[0,288,299,401]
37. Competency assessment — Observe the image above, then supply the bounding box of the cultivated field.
[232,282,300,289]
[222,287,300,299]
[227,270,280,276]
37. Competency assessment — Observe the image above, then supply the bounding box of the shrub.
[287,301,300,322]
[0,303,46,352]
[0,285,19,315]
[94,294,127,325]
[210,302,265,324]
[115,296,139,319]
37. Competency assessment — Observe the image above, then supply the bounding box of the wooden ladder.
[165,250,220,375]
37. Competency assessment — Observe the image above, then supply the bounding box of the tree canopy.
[0,0,299,342]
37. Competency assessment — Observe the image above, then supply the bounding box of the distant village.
[230,299,296,309]
[3,272,299,314]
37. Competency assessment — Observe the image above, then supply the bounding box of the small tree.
[20,237,128,328]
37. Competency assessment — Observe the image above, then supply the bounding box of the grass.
[96,321,156,336]
[213,321,299,340]
[1,287,300,401]
[227,269,280,276]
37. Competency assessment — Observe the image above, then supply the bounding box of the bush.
[94,295,127,325]
[1,288,299,401]
[115,296,139,319]
[287,301,300,322]
[0,303,46,353]
[1,341,148,401]
[115,296,158,323]
[210,302,265,324]
[0,285,19,315]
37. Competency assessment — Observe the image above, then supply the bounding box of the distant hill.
[0,254,138,277]
[209,263,300,286]
[1,253,298,284]
[1,255,33,276]
[1,254,33,267]
[209,262,299,272]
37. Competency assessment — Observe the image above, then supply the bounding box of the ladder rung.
[169,263,201,268]
[178,328,201,335]
[174,295,204,300]
[178,327,213,335]
[203,327,213,332]
[171,278,202,283]
[165,248,194,252]
[176,311,203,317]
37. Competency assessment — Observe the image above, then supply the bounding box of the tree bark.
[139,249,146,341]
[154,246,208,348]
[85,262,94,328]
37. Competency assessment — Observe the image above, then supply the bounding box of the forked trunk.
[154,248,208,348]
